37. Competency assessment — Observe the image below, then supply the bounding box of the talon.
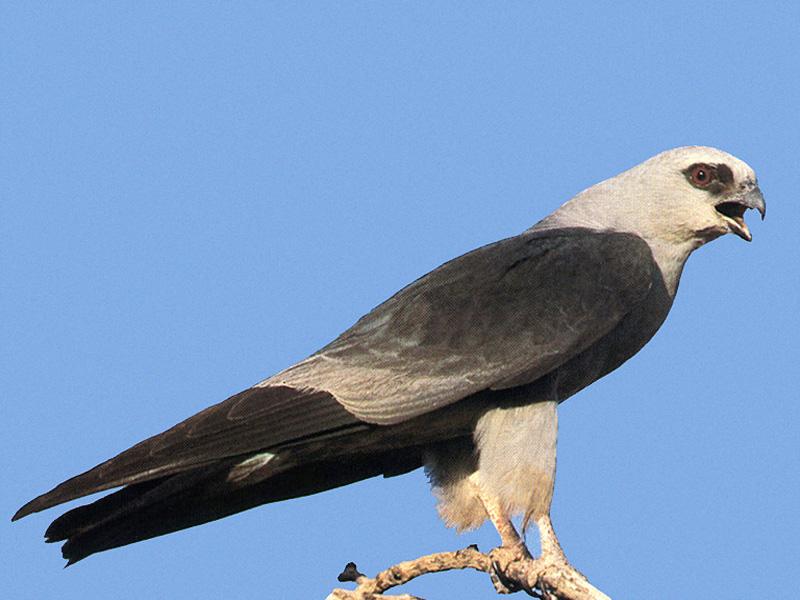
[492,559,521,592]
[518,577,538,597]
[537,576,555,600]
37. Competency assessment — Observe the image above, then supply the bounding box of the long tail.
[45,449,423,565]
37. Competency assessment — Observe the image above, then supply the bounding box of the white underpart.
[426,401,558,531]
[474,400,558,527]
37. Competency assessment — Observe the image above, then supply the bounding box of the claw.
[537,575,557,600]
[492,559,521,593]
[518,576,539,597]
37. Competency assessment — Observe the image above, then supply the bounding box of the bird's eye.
[688,163,716,188]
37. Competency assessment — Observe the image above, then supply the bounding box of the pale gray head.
[538,146,766,246]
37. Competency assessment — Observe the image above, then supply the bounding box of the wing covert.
[270,228,656,424]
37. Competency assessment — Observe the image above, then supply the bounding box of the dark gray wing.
[15,226,654,520]
[13,385,365,520]
[270,227,656,424]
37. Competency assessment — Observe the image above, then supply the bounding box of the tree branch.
[326,544,610,600]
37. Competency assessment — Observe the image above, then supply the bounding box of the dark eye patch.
[683,162,735,195]
[716,163,734,185]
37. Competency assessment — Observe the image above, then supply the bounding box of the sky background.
[3,3,799,599]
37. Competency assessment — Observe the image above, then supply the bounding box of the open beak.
[715,185,766,242]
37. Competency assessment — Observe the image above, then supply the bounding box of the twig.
[326,544,610,599]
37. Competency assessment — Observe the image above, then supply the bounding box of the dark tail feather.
[13,457,219,523]
[51,450,423,565]
[45,466,226,545]
[13,386,361,522]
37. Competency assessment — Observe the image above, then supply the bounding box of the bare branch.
[327,544,610,600]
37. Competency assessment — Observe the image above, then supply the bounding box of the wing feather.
[15,227,655,520]
[13,385,363,519]
[270,227,656,424]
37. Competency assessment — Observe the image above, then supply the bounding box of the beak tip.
[753,187,766,220]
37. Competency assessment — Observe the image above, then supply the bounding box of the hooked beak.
[714,185,766,242]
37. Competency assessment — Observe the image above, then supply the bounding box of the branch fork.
[326,543,610,600]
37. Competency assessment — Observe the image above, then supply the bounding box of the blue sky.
[3,3,798,598]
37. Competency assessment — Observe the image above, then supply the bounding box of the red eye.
[689,164,715,188]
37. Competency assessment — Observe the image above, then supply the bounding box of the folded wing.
[271,227,656,423]
[16,227,656,524]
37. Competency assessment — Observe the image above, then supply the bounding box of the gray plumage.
[14,146,765,566]
[272,228,657,424]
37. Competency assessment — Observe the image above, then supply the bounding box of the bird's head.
[542,146,766,247]
[633,146,766,243]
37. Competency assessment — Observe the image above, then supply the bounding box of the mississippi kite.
[15,147,765,583]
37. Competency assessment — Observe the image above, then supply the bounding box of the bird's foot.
[328,543,610,600]
[487,543,609,599]
[488,543,533,594]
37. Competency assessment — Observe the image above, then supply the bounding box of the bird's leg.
[535,513,567,564]
[477,491,528,553]
[475,487,608,598]
[473,490,534,594]
[527,512,612,599]
[477,507,609,599]
[466,402,609,597]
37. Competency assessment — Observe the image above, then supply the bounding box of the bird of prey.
[15,147,765,582]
